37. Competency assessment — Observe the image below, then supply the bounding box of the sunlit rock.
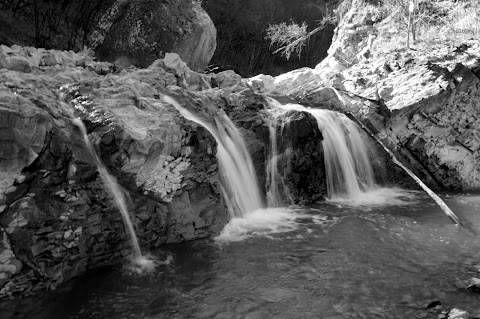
[466,277,480,293]
[448,308,470,319]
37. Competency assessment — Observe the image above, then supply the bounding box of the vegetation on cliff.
[266,0,480,60]
[203,0,335,76]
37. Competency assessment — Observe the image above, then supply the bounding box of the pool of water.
[2,190,480,319]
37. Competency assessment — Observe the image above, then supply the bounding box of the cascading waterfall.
[162,95,264,218]
[265,109,294,207]
[266,98,376,199]
[328,87,463,226]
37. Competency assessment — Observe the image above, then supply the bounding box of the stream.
[2,190,480,319]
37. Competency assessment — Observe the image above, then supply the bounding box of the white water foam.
[125,253,173,275]
[215,207,308,242]
[327,187,421,208]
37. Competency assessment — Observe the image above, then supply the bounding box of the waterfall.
[266,98,376,199]
[328,88,463,226]
[265,109,294,207]
[71,118,144,260]
[60,91,154,270]
[162,95,265,218]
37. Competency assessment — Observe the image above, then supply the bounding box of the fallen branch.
[330,87,463,227]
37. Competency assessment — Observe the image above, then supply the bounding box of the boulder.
[90,0,216,72]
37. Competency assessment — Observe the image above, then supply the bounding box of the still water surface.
[2,190,480,319]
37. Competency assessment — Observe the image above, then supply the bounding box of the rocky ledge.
[0,45,328,299]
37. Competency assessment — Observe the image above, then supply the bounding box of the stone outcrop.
[313,0,480,191]
[0,46,325,299]
[249,0,480,191]
[315,0,380,78]
[333,46,480,190]
[90,0,216,72]
[0,46,227,299]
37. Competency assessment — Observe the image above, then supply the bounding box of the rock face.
[0,46,227,299]
[265,109,326,203]
[251,0,480,191]
[90,0,217,72]
[315,0,380,77]
[0,46,324,299]
[337,49,480,190]
[316,0,480,191]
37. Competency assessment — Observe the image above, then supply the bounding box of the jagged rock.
[466,277,480,293]
[156,53,212,90]
[448,308,470,319]
[0,227,22,288]
[91,0,216,72]
[0,44,114,74]
[315,0,379,76]
[211,70,242,89]
[0,90,52,172]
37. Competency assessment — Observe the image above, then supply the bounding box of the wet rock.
[466,277,480,293]
[211,70,243,88]
[0,227,22,289]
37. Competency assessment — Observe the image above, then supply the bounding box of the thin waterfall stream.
[60,93,154,269]
[72,119,148,263]
[265,109,295,207]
